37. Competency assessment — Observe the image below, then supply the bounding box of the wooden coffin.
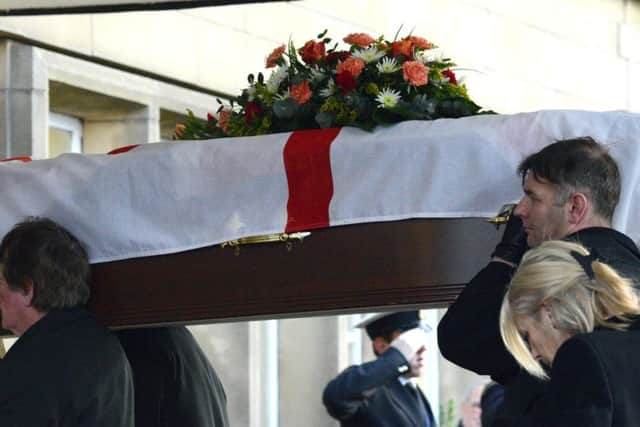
[90,217,499,327]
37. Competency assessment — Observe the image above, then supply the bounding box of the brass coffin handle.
[220,232,311,248]
[487,203,517,228]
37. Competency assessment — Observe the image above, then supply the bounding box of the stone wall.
[0,0,637,113]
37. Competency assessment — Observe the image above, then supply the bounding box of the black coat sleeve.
[322,347,407,421]
[438,261,521,382]
[116,327,229,427]
[521,337,612,427]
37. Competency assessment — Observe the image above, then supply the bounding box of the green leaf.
[315,111,335,129]
[436,98,481,118]
[273,98,298,119]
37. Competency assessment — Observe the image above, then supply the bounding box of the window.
[48,112,83,157]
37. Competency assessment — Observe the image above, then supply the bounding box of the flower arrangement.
[174,29,486,140]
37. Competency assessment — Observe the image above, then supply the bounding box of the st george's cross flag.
[1,110,639,263]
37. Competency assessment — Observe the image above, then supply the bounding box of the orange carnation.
[290,80,312,105]
[343,32,375,47]
[266,44,286,68]
[403,61,429,86]
[174,123,186,138]
[336,57,365,78]
[409,36,432,50]
[218,110,231,133]
[392,39,414,58]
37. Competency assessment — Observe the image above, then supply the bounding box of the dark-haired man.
[0,217,134,426]
[438,137,640,425]
[323,311,435,427]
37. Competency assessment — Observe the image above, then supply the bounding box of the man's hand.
[491,213,528,266]
[390,328,428,378]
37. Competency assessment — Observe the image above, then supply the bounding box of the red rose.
[245,101,261,125]
[326,50,351,66]
[442,69,458,85]
[299,40,326,64]
[335,71,357,95]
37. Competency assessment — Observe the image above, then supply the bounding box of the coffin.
[2,110,639,327]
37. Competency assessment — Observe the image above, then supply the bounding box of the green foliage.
[172,109,224,140]
[439,398,457,427]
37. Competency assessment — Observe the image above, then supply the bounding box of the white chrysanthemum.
[266,66,288,93]
[375,87,401,109]
[309,66,326,83]
[274,89,291,101]
[419,48,446,63]
[376,57,400,73]
[414,50,427,64]
[352,47,386,63]
[319,79,336,98]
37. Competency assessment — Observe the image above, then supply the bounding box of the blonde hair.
[499,240,640,380]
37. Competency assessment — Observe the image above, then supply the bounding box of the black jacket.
[323,347,435,427]
[0,308,134,427]
[116,326,229,427]
[438,227,640,425]
[521,322,640,427]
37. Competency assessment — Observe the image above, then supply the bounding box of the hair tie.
[570,249,599,279]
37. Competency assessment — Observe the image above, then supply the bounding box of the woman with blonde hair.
[500,239,640,426]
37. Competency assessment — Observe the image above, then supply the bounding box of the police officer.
[323,311,435,427]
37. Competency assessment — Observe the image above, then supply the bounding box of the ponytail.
[589,260,640,329]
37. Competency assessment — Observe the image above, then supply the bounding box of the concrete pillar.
[250,320,279,427]
[279,316,341,427]
[0,40,48,159]
[83,104,160,153]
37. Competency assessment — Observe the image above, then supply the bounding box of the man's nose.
[513,198,526,217]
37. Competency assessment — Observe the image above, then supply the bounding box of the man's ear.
[21,278,35,306]
[566,192,589,226]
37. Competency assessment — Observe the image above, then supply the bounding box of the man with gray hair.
[0,217,134,426]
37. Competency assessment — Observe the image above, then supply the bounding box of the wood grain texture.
[89,218,499,327]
